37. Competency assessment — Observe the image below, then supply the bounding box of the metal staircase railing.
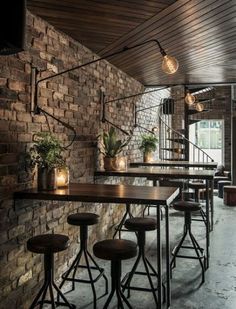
[158,103,214,163]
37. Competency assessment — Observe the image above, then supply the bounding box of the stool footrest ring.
[62,265,105,284]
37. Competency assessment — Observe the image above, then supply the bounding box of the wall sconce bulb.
[152,126,158,133]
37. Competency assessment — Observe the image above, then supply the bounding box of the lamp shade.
[162,55,179,74]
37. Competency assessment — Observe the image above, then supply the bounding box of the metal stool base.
[121,231,165,306]
[170,212,206,284]
[29,253,75,309]
[60,225,108,309]
[104,260,132,309]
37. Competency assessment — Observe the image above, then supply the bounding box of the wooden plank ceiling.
[28,0,236,86]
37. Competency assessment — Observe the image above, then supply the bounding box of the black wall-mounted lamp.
[31,39,178,112]
[31,38,178,144]
[101,87,170,135]
[134,101,166,135]
[100,90,131,136]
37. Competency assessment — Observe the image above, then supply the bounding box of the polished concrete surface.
[59,194,236,309]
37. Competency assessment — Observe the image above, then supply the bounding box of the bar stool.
[113,203,133,239]
[27,234,75,309]
[121,217,165,306]
[188,181,207,225]
[170,201,206,284]
[93,239,137,308]
[60,213,108,309]
[218,180,231,198]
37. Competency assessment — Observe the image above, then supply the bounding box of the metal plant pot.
[103,157,118,171]
[143,151,154,163]
[38,167,57,190]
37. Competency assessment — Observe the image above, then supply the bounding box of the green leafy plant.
[27,132,65,170]
[100,127,131,158]
[139,134,158,153]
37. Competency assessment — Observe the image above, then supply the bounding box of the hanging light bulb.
[152,126,158,133]
[162,55,179,74]
[195,102,204,112]
[154,39,179,74]
[185,92,195,105]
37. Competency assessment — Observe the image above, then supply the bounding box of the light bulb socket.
[160,49,167,57]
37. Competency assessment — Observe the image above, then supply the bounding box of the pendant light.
[195,102,204,112]
[161,55,179,74]
[185,91,195,105]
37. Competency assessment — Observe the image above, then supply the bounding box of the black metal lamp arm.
[36,106,76,149]
[104,86,168,105]
[31,38,168,144]
[136,124,155,135]
[32,38,167,112]
[36,39,164,84]
[100,90,131,136]
[134,99,165,134]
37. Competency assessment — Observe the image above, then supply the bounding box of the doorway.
[189,120,223,163]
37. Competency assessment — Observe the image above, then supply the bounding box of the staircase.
[158,89,215,163]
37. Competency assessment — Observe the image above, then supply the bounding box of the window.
[196,120,222,149]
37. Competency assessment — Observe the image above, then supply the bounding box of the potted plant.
[139,134,158,163]
[27,132,65,190]
[99,127,131,171]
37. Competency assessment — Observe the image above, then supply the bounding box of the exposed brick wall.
[0,12,168,308]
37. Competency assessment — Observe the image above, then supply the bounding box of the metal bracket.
[100,88,106,123]
[30,66,37,113]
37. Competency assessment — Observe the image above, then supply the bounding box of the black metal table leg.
[157,206,162,309]
[210,179,214,231]
[165,205,171,308]
[205,180,210,269]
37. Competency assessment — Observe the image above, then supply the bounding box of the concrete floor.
[59,194,236,309]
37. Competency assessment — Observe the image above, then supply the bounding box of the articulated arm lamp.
[31,38,178,143]
[102,87,168,135]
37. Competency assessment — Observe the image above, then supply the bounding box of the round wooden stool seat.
[188,182,205,190]
[27,234,70,254]
[93,239,137,261]
[27,234,74,308]
[67,212,99,226]
[173,201,201,212]
[125,217,157,231]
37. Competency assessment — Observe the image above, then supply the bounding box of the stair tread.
[188,119,201,125]
[160,148,185,154]
[161,158,186,161]
[187,109,209,115]
[167,138,185,144]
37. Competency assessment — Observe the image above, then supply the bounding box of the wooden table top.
[130,160,217,169]
[14,183,179,206]
[95,167,215,180]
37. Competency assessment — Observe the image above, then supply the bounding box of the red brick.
[33,114,46,123]
[8,80,26,92]
[0,78,7,86]
[9,122,27,132]
[12,102,27,112]
[16,112,32,123]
